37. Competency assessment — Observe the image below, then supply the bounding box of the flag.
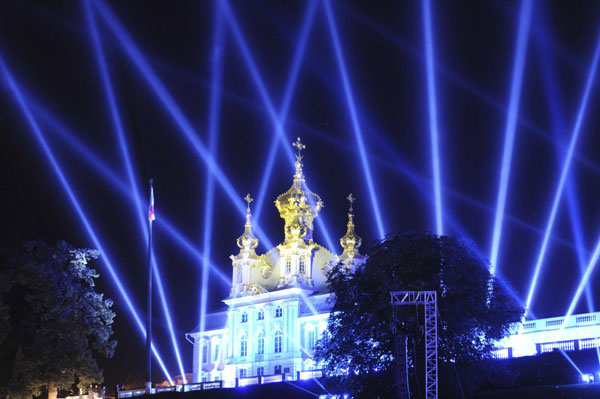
[148,180,155,222]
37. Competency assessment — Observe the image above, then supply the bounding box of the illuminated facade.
[186,138,366,383]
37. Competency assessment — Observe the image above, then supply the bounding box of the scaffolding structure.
[390,291,438,399]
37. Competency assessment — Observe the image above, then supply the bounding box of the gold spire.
[275,137,323,243]
[236,193,259,252]
[340,193,362,259]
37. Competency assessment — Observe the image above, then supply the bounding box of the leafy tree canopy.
[0,241,116,399]
[315,232,523,398]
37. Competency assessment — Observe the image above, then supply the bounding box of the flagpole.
[145,178,154,393]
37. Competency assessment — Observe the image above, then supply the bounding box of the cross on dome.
[293,137,306,160]
[347,193,355,213]
[244,193,253,213]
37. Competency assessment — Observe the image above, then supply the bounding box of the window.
[240,336,248,357]
[213,344,220,361]
[274,365,282,374]
[308,330,316,350]
[257,332,265,355]
[285,257,291,272]
[239,369,247,378]
[257,309,264,320]
[299,257,305,274]
[202,344,208,363]
[275,306,282,318]
[241,312,248,323]
[202,377,207,382]
[257,367,264,376]
[274,331,282,353]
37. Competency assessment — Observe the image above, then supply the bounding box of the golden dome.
[274,138,323,243]
[236,194,259,252]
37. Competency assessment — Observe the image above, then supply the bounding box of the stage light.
[200,2,225,337]
[0,55,174,384]
[85,1,187,382]
[90,0,275,250]
[524,24,600,320]
[323,0,385,240]
[489,0,533,277]
[421,0,444,235]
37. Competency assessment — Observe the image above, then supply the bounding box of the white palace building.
[184,138,600,387]
[185,138,366,384]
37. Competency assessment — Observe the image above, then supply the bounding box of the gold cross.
[292,137,306,158]
[347,193,355,212]
[244,193,253,213]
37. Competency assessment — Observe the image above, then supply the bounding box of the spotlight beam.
[524,24,600,320]
[562,227,600,327]
[200,2,225,338]
[536,14,595,313]
[91,0,275,250]
[0,56,174,384]
[489,0,533,277]
[558,349,583,376]
[323,0,386,240]
[252,0,318,226]
[29,100,231,287]
[422,0,444,235]
[220,0,336,252]
[85,1,187,382]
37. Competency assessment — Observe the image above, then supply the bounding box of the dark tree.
[0,241,116,399]
[315,232,523,399]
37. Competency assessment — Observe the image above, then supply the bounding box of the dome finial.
[340,193,362,259]
[236,193,259,252]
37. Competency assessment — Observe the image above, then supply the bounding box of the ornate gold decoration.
[340,193,362,259]
[275,137,323,243]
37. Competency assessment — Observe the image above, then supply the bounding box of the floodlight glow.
[421,0,444,235]
[323,0,385,240]
[524,25,600,320]
[200,2,225,337]
[489,0,533,277]
[0,56,173,384]
[221,0,336,251]
[85,2,187,382]
[91,0,275,249]
[253,0,318,225]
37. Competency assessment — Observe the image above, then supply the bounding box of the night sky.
[1,0,600,388]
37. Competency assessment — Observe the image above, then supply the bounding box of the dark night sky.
[1,0,600,388]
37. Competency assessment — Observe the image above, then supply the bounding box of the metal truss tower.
[390,291,438,399]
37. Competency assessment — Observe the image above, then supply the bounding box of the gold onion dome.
[236,194,259,252]
[275,137,323,242]
[340,193,362,259]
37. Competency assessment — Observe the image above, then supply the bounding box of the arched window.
[257,332,265,355]
[257,309,264,320]
[299,257,305,274]
[285,257,291,273]
[275,306,282,318]
[240,335,248,357]
[274,365,282,374]
[202,344,208,363]
[241,312,248,323]
[274,331,282,353]
[237,268,242,284]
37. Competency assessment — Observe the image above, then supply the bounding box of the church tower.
[339,193,367,272]
[274,137,323,288]
[229,194,259,296]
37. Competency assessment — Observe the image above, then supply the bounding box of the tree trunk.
[48,382,58,399]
